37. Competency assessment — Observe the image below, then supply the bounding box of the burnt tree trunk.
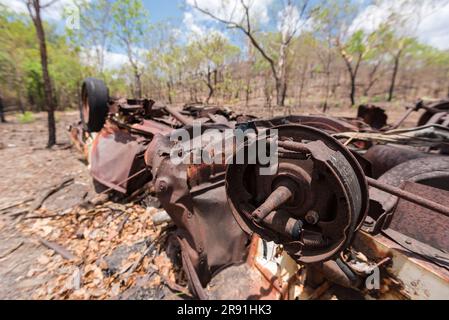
[27,0,57,147]
[350,74,356,106]
[388,50,402,102]
[363,61,381,96]
[205,68,214,104]
[341,52,362,106]
[0,96,5,123]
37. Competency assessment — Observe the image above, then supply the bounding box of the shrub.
[17,111,35,124]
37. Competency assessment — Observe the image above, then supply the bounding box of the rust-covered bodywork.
[71,78,449,300]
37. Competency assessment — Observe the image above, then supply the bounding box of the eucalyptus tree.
[25,0,58,147]
[111,0,151,99]
[190,0,319,106]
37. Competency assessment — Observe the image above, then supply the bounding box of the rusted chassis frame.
[75,88,449,299]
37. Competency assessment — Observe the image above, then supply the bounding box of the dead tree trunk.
[205,67,214,104]
[363,61,381,97]
[276,41,288,106]
[0,96,5,123]
[341,51,362,106]
[388,50,402,102]
[27,0,57,147]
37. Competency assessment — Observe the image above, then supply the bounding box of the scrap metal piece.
[417,99,449,127]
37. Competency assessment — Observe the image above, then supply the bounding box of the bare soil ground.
[0,104,422,300]
[0,112,185,300]
[0,111,92,299]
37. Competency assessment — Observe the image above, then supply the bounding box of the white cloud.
[103,51,130,70]
[417,2,449,49]
[183,11,206,37]
[350,0,449,49]
[182,10,228,43]
[80,46,129,71]
[185,0,274,26]
[277,4,306,39]
[0,0,27,13]
[183,0,275,41]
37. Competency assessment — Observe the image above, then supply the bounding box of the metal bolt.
[157,180,168,193]
[305,210,319,225]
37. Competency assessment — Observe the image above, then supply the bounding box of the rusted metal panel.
[130,119,173,136]
[385,182,449,263]
[90,126,150,194]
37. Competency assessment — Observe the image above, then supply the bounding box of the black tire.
[81,78,109,132]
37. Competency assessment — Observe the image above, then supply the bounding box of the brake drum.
[226,125,369,263]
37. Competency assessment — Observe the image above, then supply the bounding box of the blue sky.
[2,0,449,69]
[145,1,184,25]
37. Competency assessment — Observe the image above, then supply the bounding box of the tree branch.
[191,0,277,78]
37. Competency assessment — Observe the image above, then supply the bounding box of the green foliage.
[1,0,449,111]
[371,95,384,103]
[111,0,150,63]
[17,111,35,124]
[0,7,85,110]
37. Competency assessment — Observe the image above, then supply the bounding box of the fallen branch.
[0,241,24,259]
[38,238,78,261]
[123,241,157,277]
[120,234,167,282]
[117,213,130,237]
[8,210,30,219]
[32,178,75,211]
[0,198,34,213]
[23,214,62,220]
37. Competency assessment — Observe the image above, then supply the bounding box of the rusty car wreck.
[70,78,449,300]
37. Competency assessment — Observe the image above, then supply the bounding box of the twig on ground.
[8,210,30,219]
[119,233,168,282]
[122,241,157,278]
[117,213,130,237]
[38,238,78,261]
[32,178,75,211]
[23,214,62,220]
[0,241,24,259]
[0,198,34,213]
